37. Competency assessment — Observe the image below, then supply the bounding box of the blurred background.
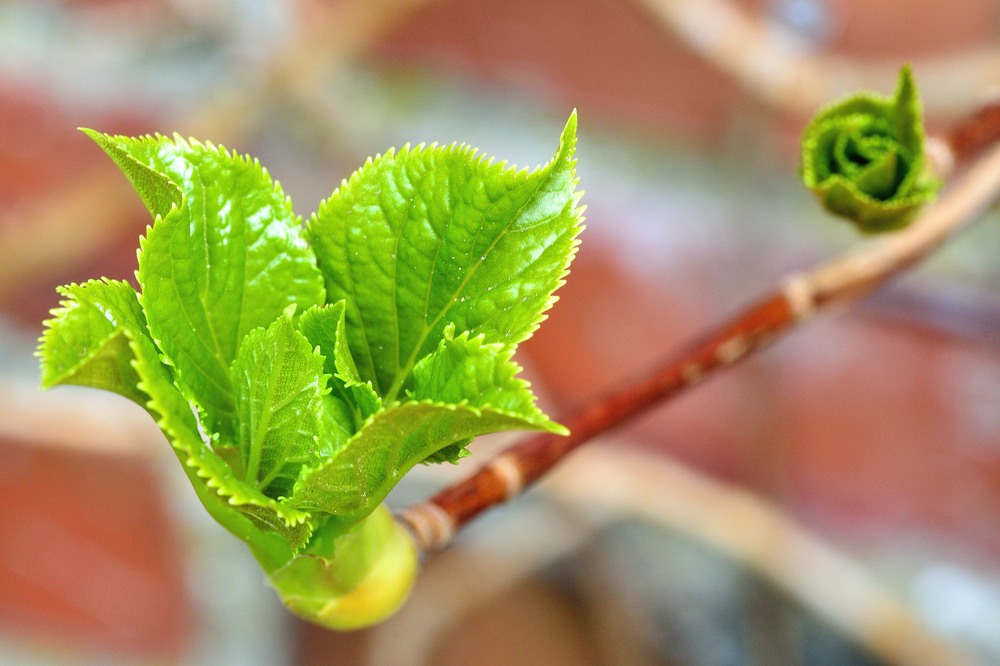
[2,0,1000,664]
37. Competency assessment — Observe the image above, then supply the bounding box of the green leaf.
[411,324,564,462]
[129,315,314,552]
[39,279,150,406]
[38,279,312,559]
[800,66,941,232]
[132,325,315,555]
[86,132,326,435]
[320,394,356,453]
[231,311,340,500]
[292,397,565,522]
[80,128,182,217]
[309,112,583,401]
[299,302,382,425]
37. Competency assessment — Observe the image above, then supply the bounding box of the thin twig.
[633,0,1000,117]
[382,442,974,664]
[543,445,973,666]
[399,116,1000,556]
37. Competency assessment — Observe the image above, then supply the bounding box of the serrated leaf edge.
[309,111,585,399]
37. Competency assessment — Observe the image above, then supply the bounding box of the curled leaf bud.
[801,66,941,232]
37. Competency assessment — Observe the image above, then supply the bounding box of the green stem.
[267,505,418,630]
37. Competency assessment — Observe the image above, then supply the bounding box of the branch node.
[781,274,816,321]
[397,501,456,555]
[486,452,525,499]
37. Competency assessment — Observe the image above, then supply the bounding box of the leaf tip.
[78,127,104,143]
[548,421,570,437]
[895,63,916,101]
[560,110,579,153]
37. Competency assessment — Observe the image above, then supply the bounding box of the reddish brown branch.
[439,291,793,526]
[401,289,806,551]
[399,110,1000,555]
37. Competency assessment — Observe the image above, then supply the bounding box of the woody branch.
[399,103,1000,555]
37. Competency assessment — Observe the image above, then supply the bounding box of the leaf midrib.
[382,164,554,403]
[245,335,304,488]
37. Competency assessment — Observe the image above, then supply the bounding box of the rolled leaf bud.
[801,66,941,232]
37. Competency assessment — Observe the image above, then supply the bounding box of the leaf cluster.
[38,116,583,565]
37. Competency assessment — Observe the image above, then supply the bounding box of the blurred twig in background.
[635,0,1000,116]
[546,446,972,665]
[0,0,435,304]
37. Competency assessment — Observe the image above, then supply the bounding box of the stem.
[400,117,1000,556]
[269,505,418,630]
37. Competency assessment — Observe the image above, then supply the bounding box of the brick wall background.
[2,1,1000,663]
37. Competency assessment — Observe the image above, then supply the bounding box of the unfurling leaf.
[411,325,565,462]
[298,301,382,425]
[231,311,341,499]
[800,66,941,232]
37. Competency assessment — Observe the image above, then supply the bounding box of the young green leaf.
[292,398,564,522]
[39,279,313,558]
[80,129,182,217]
[293,320,567,519]
[135,329,316,553]
[309,112,583,400]
[85,133,327,435]
[800,66,941,232]
[411,325,554,418]
[411,324,564,462]
[231,311,341,499]
[39,279,150,406]
[298,302,382,425]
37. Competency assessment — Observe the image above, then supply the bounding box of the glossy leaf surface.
[309,113,582,399]
[39,116,583,630]
[91,133,326,434]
